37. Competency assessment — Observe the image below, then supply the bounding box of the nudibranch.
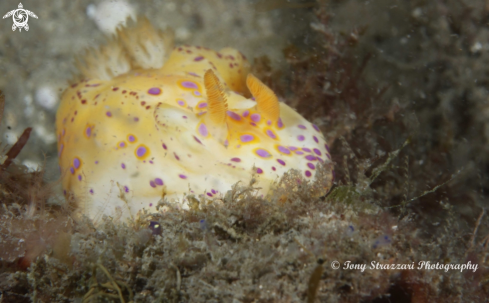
[56,18,333,221]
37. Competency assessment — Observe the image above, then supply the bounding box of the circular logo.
[13,10,28,27]
[3,3,38,32]
[331,260,340,270]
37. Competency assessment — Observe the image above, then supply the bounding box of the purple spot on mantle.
[307,163,316,170]
[250,113,261,123]
[305,155,317,161]
[155,178,164,186]
[119,142,126,148]
[194,56,204,61]
[256,148,271,158]
[313,148,321,156]
[256,168,263,174]
[78,175,82,181]
[277,118,284,128]
[198,102,208,108]
[73,158,81,169]
[199,123,208,137]
[242,110,250,117]
[325,144,330,152]
[227,111,241,121]
[178,100,185,106]
[70,167,75,174]
[128,135,135,142]
[266,129,276,139]
[148,87,161,95]
[181,81,198,89]
[278,146,290,154]
[298,124,306,130]
[179,174,187,179]
[121,163,126,169]
[240,134,254,142]
[297,135,305,141]
[58,144,64,157]
[162,143,167,150]
[305,170,312,177]
[106,111,112,117]
[85,127,91,137]
[313,124,320,132]
[277,159,286,166]
[313,136,319,143]
[124,186,129,193]
[136,146,147,157]
[302,148,311,152]
[150,181,156,188]
[193,136,203,144]
[231,157,241,162]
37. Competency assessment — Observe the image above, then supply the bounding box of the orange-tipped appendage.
[204,69,228,126]
[246,73,280,123]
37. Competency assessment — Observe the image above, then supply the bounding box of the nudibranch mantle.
[56,18,333,221]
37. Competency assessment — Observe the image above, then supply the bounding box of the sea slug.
[56,18,333,221]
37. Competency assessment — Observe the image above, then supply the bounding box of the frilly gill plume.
[74,39,131,81]
[74,17,174,81]
[116,17,174,70]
